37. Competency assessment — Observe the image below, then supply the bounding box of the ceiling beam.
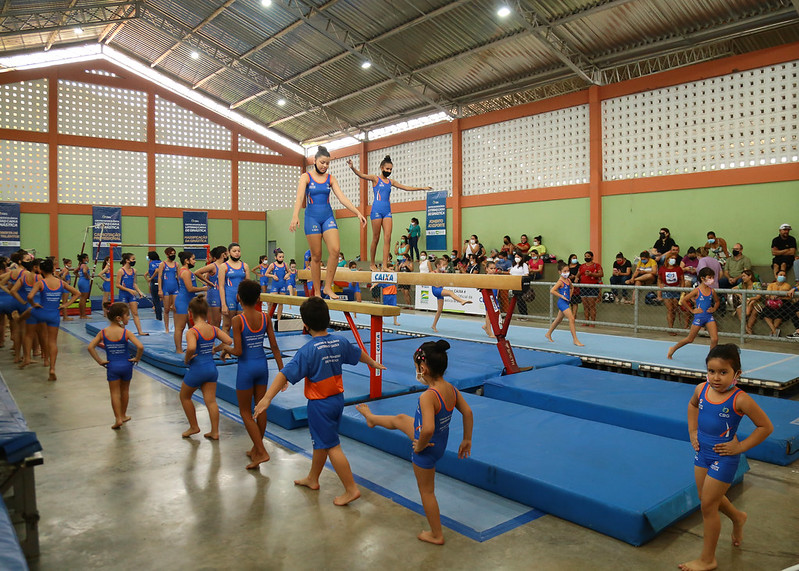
[150,0,236,67]
[0,1,139,39]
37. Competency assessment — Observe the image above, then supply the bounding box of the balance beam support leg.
[482,288,522,375]
[370,315,383,399]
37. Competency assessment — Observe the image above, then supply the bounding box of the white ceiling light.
[277,98,286,106]
[361,60,371,69]
[190,51,200,60]
[261,0,272,6]
[497,6,511,17]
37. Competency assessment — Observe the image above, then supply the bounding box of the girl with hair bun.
[291,146,367,299]
[347,154,432,270]
[356,339,473,545]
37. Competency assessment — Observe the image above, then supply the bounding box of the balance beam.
[260,293,396,399]
[297,269,523,290]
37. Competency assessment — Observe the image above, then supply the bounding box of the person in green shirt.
[407,218,421,261]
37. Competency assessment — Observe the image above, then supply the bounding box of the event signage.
[93,206,121,260]
[370,271,398,283]
[425,190,447,252]
[183,211,208,259]
[0,202,21,257]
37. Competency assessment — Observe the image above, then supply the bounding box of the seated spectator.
[704,231,729,261]
[394,236,410,260]
[500,235,514,256]
[508,253,529,315]
[578,251,603,327]
[696,246,722,289]
[658,253,686,333]
[757,270,794,336]
[668,244,682,265]
[528,250,544,280]
[610,252,632,303]
[626,251,657,296]
[465,254,480,274]
[397,254,413,305]
[784,283,799,339]
[531,235,546,257]
[418,251,433,273]
[732,269,762,334]
[451,248,459,263]
[771,223,796,278]
[651,227,675,264]
[486,248,499,263]
[681,246,700,286]
[516,234,531,255]
[495,250,512,273]
[463,234,485,262]
[719,243,752,289]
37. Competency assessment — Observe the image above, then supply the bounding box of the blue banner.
[425,191,447,252]
[0,203,21,257]
[93,206,121,261]
[183,211,208,260]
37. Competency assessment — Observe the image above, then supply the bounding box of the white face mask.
[703,278,714,286]
[420,255,426,261]
[561,272,570,278]
[668,258,676,266]
[533,241,540,246]
[470,239,476,245]
[531,256,538,260]
[515,257,521,263]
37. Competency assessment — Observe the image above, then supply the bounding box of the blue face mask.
[777,275,786,283]
[707,238,715,244]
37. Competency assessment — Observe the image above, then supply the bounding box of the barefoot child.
[668,268,719,359]
[356,339,473,545]
[431,258,472,332]
[482,261,499,338]
[380,262,400,326]
[679,344,772,571]
[252,296,386,506]
[545,261,584,346]
[181,297,233,440]
[220,279,284,469]
[87,302,144,429]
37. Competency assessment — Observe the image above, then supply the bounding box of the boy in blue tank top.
[219,279,284,470]
[253,296,385,506]
[87,302,144,429]
[669,267,720,360]
[355,339,473,545]
[680,345,772,571]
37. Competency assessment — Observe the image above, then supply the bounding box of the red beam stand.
[481,288,529,375]
[342,311,383,399]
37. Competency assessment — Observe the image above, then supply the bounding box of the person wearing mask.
[509,253,529,315]
[681,246,700,286]
[500,235,514,256]
[704,231,730,261]
[578,251,603,326]
[395,236,410,260]
[658,252,686,333]
[771,223,796,278]
[462,235,485,263]
[626,251,657,303]
[696,246,723,289]
[418,251,433,273]
[652,228,676,264]
[610,252,632,303]
[531,236,546,257]
[757,270,793,337]
[719,243,752,289]
[516,234,531,255]
[528,250,544,280]
[495,251,512,273]
[731,269,762,334]
[407,218,421,262]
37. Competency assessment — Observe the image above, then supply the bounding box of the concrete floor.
[3,318,799,571]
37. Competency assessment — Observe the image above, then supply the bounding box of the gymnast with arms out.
[291,146,366,300]
[347,155,431,270]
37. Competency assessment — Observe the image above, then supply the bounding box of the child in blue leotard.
[173,251,208,353]
[157,247,179,334]
[218,242,249,333]
[87,302,145,429]
[355,339,473,545]
[287,259,298,297]
[181,296,232,440]
[76,253,92,319]
[669,267,719,359]
[99,257,112,317]
[679,344,772,571]
[28,258,80,380]
[347,155,432,270]
[430,258,472,332]
[251,254,270,293]
[145,251,163,322]
[195,245,227,327]
[116,252,149,337]
[291,146,367,299]
[218,279,283,469]
[265,248,289,319]
[545,261,584,346]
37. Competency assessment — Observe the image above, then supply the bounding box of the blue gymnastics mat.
[483,366,799,466]
[214,364,416,430]
[339,392,748,546]
[0,497,27,571]
[0,371,42,464]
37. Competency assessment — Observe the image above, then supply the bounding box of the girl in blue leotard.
[291,146,367,299]
[355,339,473,545]
[145,251,163,322]
[27,258,80,380]
[217,243,249,333]
[669,267,719,359]
[76,253,92,319]
[11,258,43,368]
[194,245,227,327]
[265,248,289,319]
[99,256,112,316]
[181,296,232,439]
[173,251,209,353]
[157,247,179,334]
[87,302,144,429]
[545,260,584,346]
[347,155,432,270]
[251,254,270,293]
[680,344,772,571]
[59,258,74,322]
[286,259,298,296]
[116,252,149,337]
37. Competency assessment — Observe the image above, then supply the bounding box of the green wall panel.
[21,213,49,259]
[208,218,232,252]
[155,217,182,250]
[57,214,92,264]
[238,219,266,268]
[266,208,305,263]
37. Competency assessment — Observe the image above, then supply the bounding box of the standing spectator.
[528,250,544,280]
[516,234,531,255]
[610,252,632,303]
[652,228,676,264]
[567,254,581,308]
[771,223,796,278]
[500,235,514,256]
[681,246,700,286]
[495,251,512,273]
[531,236,546,257]
[509,253,529,315]
[626,250,657,303]
[462,235,485,262]
[704,231,730,261]
[658,253,685,334]
[719,243,752,289]
[578,251,603,326]
[696,247,723,288]
[406,218,421,261]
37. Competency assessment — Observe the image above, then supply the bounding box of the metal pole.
[633,287,639,335]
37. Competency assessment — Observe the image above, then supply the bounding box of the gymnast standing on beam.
[291,146,366,299]
[346,155,431,270]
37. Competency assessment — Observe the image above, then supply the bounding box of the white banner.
[413,285,486,316]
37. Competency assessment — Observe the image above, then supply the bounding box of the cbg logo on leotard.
[371,272,397,283]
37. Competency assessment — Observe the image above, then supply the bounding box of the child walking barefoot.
[668,267,719,360]
[679,344,772,571]
[181,297,232,439]
[545,261,584,346]
[87,302,144,429]
[355,339,473,544]
[431,258,472,332]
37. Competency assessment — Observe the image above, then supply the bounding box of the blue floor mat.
[0,370,42,464]
[340,392,748,546]
[483,366,799,466]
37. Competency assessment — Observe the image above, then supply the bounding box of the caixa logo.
[371,272,397,283]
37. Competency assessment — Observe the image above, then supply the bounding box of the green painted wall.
[57,214,92,264]
[239,219,266,267]
[21,213,49,259]
[462,198,590,260]
[266,209,305,263]
[155,217,182,250]
[208,218,232,253]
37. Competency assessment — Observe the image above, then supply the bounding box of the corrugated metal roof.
[0,0,796,145]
